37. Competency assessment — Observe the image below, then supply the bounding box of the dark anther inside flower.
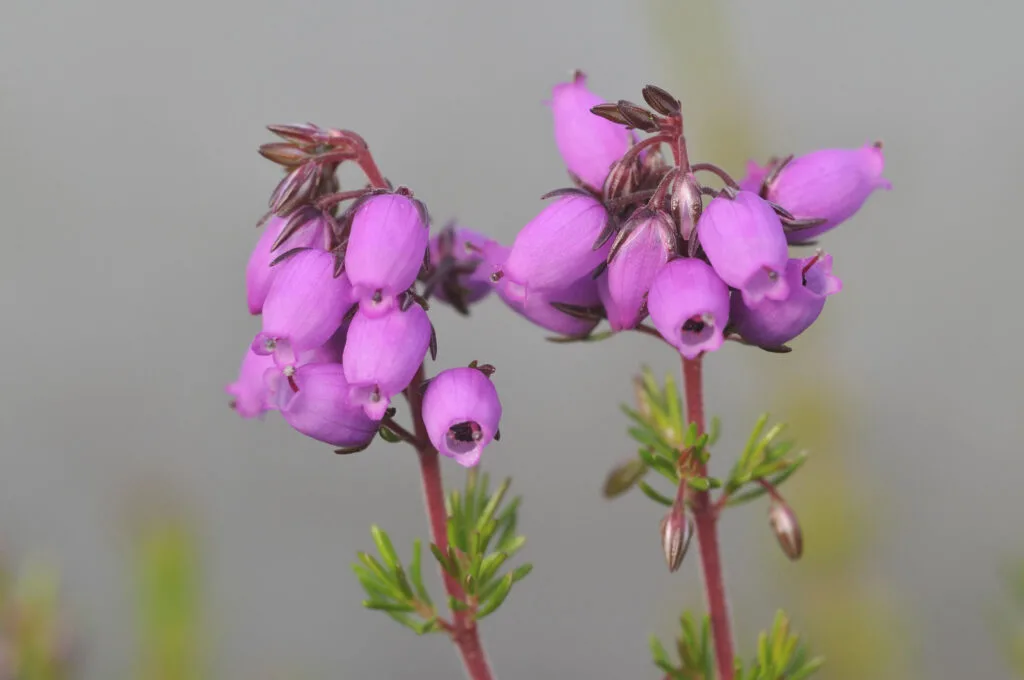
[447,420,484,455]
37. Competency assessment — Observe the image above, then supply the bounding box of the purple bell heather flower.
[765,143,891,242]
[499,194,610,301]
[697,191,790,306]
[497,272,601,337]
[246,214,326,314]
[226,348,278,419]
[343,304,432,420]
[345,193,429,317]
[252,248,355,359]
[647,258,730,360]
[267,362,380,447]
[738,160,770,194]
[422,367,502,467]
[428,227,501,308]
[599,210,674,331]
[550,72,632,190]
[731,252,842,347]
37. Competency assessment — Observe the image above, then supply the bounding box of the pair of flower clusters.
[489,72,889,355]
[227,126,502,467]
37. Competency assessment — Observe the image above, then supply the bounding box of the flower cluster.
[484,72,888,355]
[227,125,502,466]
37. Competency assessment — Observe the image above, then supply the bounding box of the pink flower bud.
[647,258,730,359]
[268,363,379,448]
[245,214,325,314]
[343,305,432,420]
[345,193,429,317]
[497,272,601,337]
[550,72,632,189]
[768,501,803,561]
[499,194,610,301]
[697,191,790,306]
[766,144,891,242]
[422,367,502,467]
[730,252,842,347]
[660,510,693,573]
[252,249,354,359]
[226,349,277,419]
[598,211,674,331]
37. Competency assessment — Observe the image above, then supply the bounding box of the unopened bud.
[660,510,694,572]
[671,172,702,241]
[768,501,803,561]
[602,458,647,498]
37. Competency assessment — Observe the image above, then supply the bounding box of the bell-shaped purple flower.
[550,72,632,190]
[345,193,429,317]
[252,249,354,359]
[599,210,674,331]
[766,143,891,242]
[647,258,730,360]
[499,194,609,301]
[731,252,842,347]
[427,227,501,310]
[497,272,601,337]
[738,160,770,194]
[697,191,790,306]
[343,304,432,420]
[226,348,278,419]
[267,362,380,448]
[422,367,502,467]
[246,214,326,314]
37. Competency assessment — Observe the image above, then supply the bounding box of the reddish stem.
[406,367,495,680]
[681,356,735,680]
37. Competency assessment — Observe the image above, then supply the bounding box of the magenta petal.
[500,195,609,298]
[738,160,770,194]
[226,348,277,419]
[647,258,730,360]
[422,367,502,467]
[255,249,354,355]
[346,194,429,317]
[271,363,379,447]
[600,214,672,331]
[550,72,631,190]
[497,272,601,337]
[697,191,790,306]
[768,144,891,242]
[731,253,842,347]
[430,228,503,306]
[342,305,432,419]
[245,215,325,315]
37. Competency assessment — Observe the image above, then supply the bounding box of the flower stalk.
[406,367,496,680]
[681,356,735,680]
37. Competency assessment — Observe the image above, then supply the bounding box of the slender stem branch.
[406,366,496,680]
[691,162,740,189]
[681,356,735,680]
[380,416,423,448]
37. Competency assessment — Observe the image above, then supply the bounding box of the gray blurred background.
[2,0,1022,677]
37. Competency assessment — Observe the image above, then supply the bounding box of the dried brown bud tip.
[590,103,630,126]
[768,501,803,561]
[660,510,694,572]
[641,85,681,116]
[258,142,313,167]
[616,100,660,132]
